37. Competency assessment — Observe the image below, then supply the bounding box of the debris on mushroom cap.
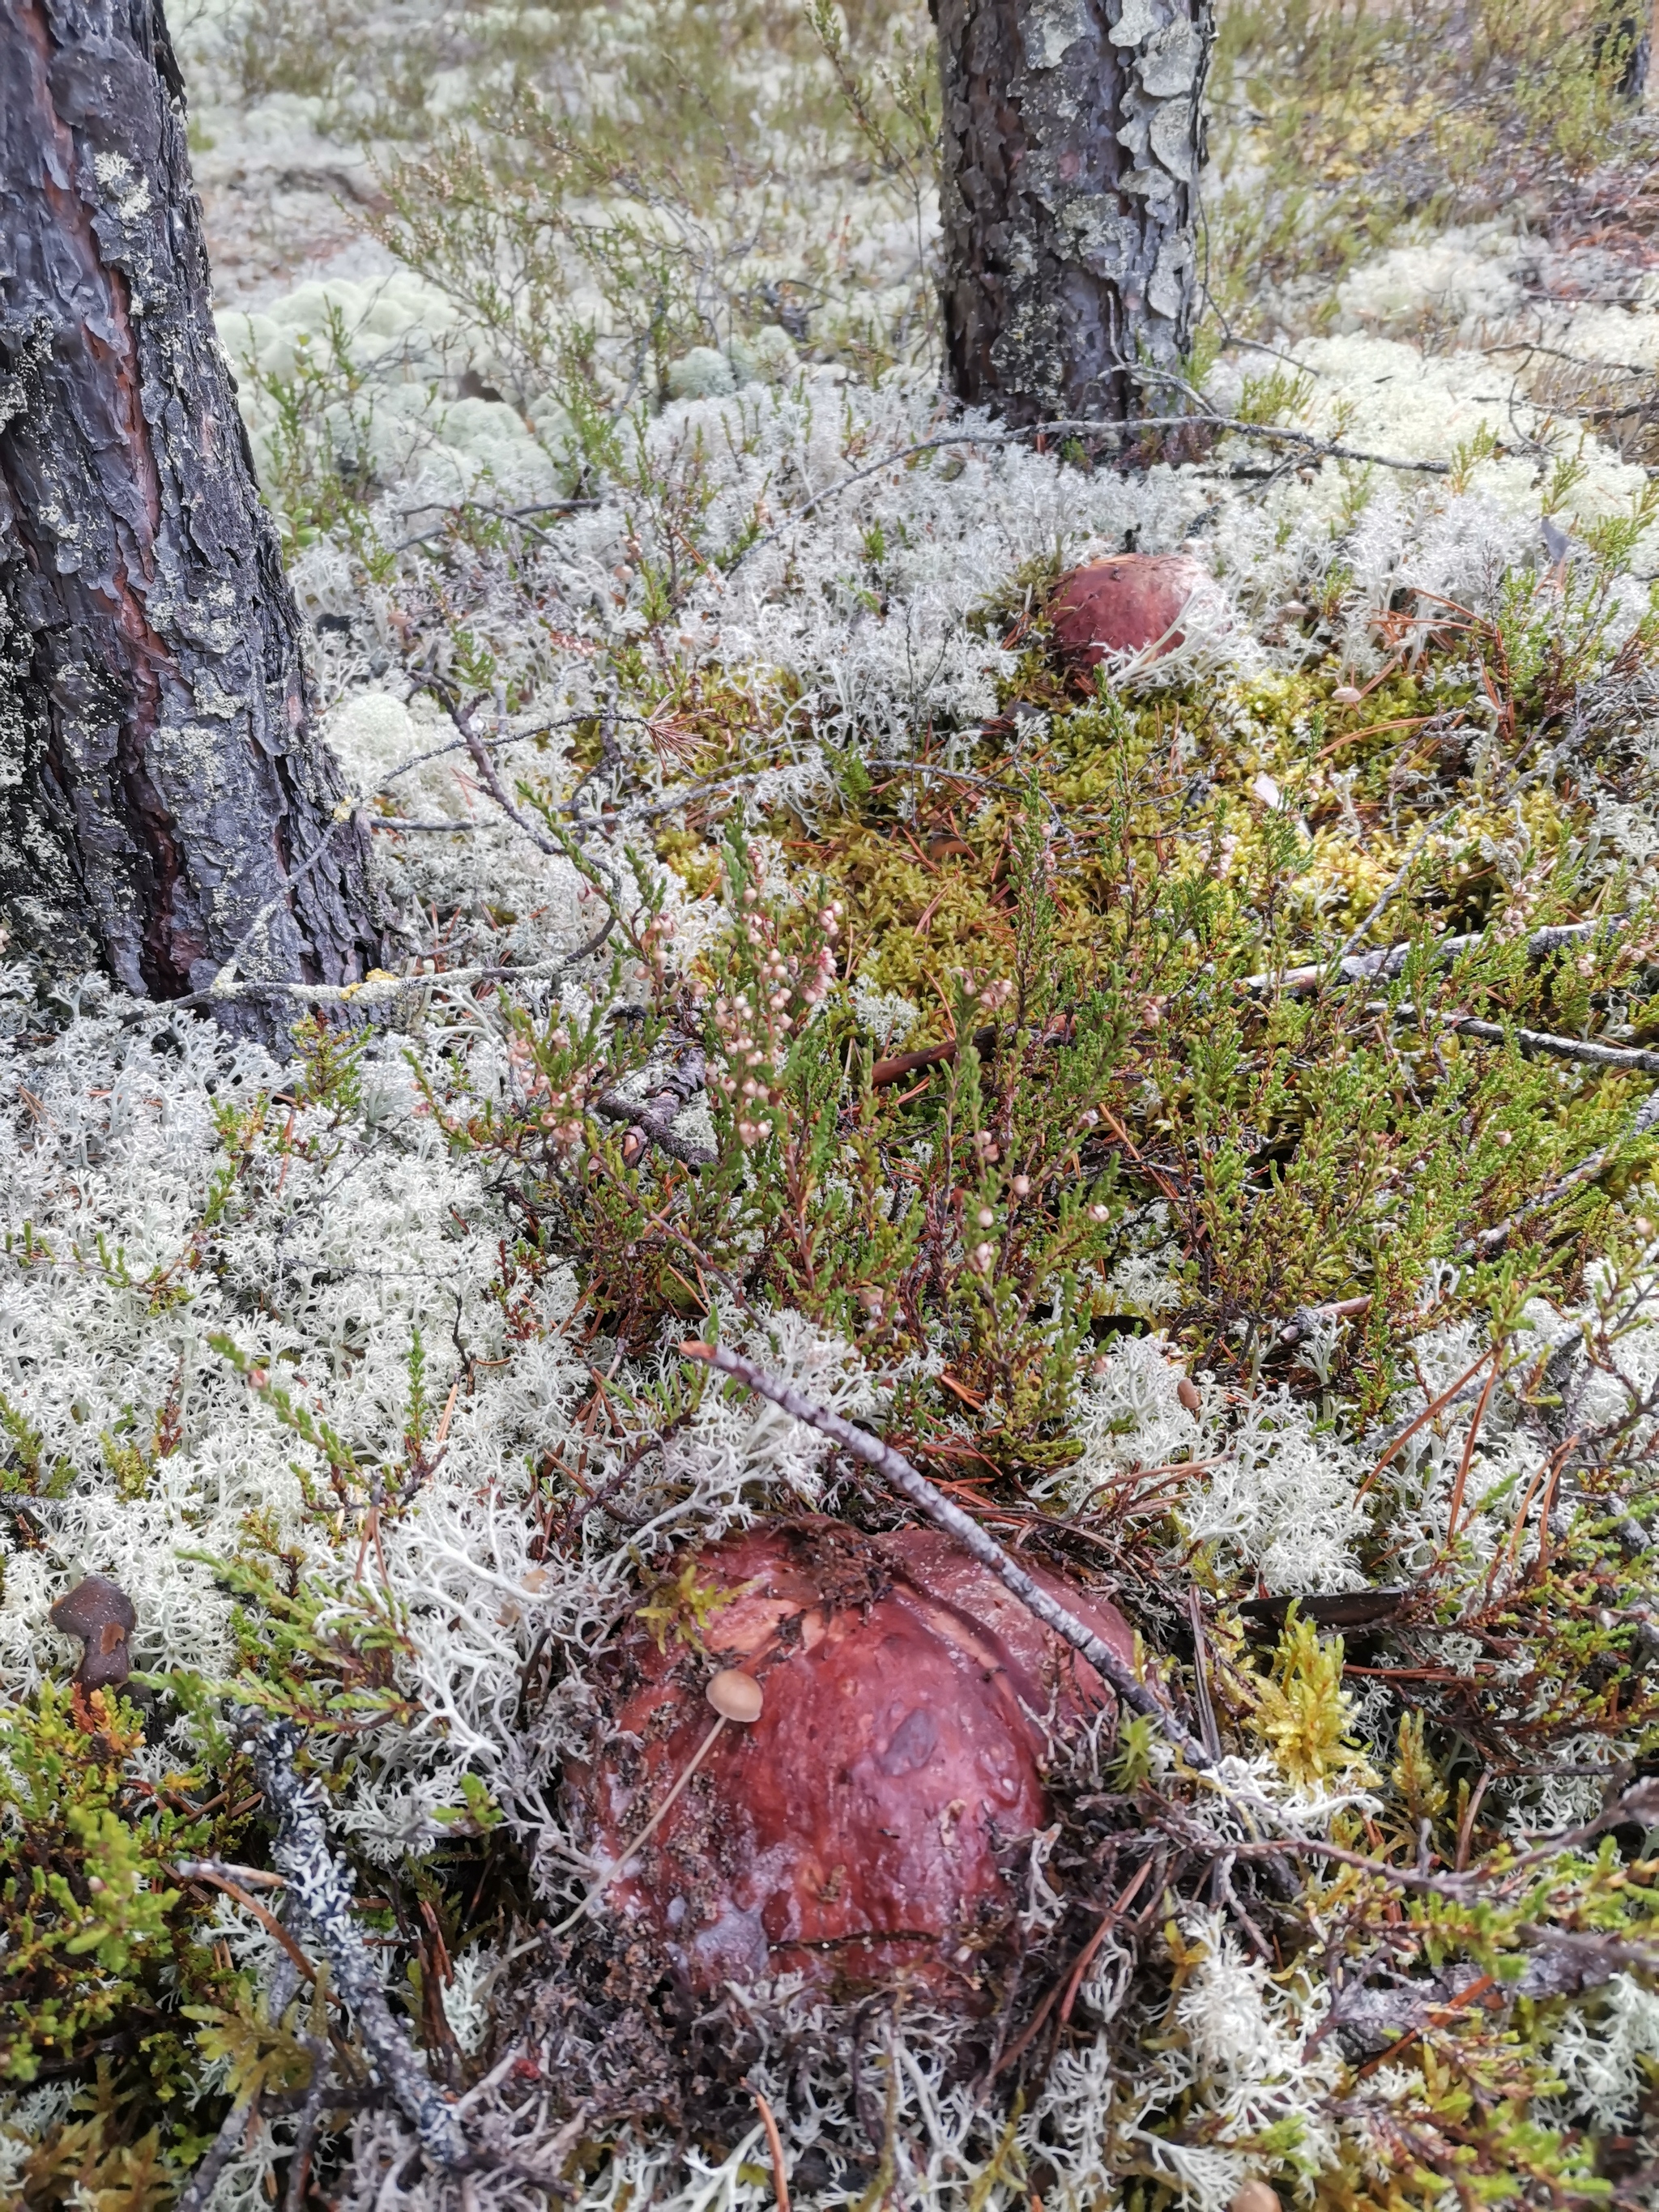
[706,1668,764,1723]
[1047,553,1213,670]
[568,1517,1138,2007]
[49,1575,136,1691]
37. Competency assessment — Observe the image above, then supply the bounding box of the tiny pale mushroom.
[706,1668,764,1722]
[1228,2184,1282,2212]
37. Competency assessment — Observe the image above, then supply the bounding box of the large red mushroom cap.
[1048,552,1213,670]
[567,1519,1137,2007]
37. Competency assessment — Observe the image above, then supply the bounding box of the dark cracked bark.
[0,0,380,1032]
[936,0,1213,425]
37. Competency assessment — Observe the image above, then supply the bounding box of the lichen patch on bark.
[937,0,1212,424]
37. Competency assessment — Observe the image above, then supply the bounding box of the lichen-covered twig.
[1237,914,1622,998]
[1422,1009,1659,1076]
[175,2095,258,2212]
[252,1720,468,2171]
[1273,1294,1372,1347]
[1464,1087,1659,1257]
[731,412,1454,568]
[593,1089,719,1166]
[679,1340,1212,1767]
[282,2048,334,2212]
[595,1044,718,1166]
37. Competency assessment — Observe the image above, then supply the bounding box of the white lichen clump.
[6,3,1659,2201]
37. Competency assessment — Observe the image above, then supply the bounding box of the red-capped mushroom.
[1048,553,1213,670]
[50,1575,136,1693]
[565,1517,1137,2008]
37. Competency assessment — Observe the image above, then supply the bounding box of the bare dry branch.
[678,1338,1213,1766]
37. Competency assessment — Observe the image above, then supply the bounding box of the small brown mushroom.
[50,1575,136,1694]
[706,1668,764,1723]
[1228,2184,1282,2212]
[1047,554,1214,670]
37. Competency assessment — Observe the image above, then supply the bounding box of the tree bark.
[936,0,1213,424]
[0,1,379,1030]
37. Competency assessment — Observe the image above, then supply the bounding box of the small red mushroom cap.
[50,1575,136,1691]
[1048,554,1213,670]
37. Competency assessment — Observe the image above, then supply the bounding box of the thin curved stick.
[679,1340,1211,1767]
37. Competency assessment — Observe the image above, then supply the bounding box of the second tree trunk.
[936,0,1211,424]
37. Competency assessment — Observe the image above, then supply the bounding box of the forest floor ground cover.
[8,2,1659,2206]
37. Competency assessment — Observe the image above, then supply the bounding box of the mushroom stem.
[553,1713,728,1934]
[680,1340,1212,1769]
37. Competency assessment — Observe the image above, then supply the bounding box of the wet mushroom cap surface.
[569,1517,1137,2005]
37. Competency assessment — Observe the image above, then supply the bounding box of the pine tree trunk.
[0,0,379,1031]
[936,0,1213,424]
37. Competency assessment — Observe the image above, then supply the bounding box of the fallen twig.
[678,1340,1212,1766]
[593,1042,718,1166]
[283,2055,335,2212]
[1238,915,1623,998]
[870,1021,999,1089]
[1427,1009,1659,1076]
[449,694,567,862]
[169,1856,285,1887]
[1273,1294,1372,1347]
[120,935,615,1025]
[176,2096,258,2212]
[1223,1776,1659,1906]
[251,1719,468,2169]
[386,496,604,556]
[114,705,633,1024]
[729,411,1452,569]
[1465,1087,1659,1257]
